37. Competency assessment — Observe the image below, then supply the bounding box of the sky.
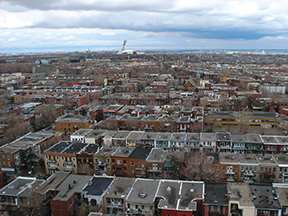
[1,0,288,53]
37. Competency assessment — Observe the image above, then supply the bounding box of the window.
[73,158,76,162]
[132,168,134,173]
[112,159,115,164]
[57,163,60,167]
[107,158,110,164]
[62,157,65,161]
[135,205,138,209]
[117,160,122,165]
[124,160,126,165]
[56,156,59,160]
[95,159,98,163]
[45,155,49,160]
[131,161,134,166]
[235,167,238,171]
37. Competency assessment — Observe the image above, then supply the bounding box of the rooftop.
[126,178,159,204]
[82,176,114,196]
[105,177,135,198]
[53,174,92,201]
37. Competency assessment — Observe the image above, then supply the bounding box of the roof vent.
[166,186,171,192]
[139,193,147,198]
[190,189,194,193]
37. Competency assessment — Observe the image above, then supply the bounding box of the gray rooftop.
[53,174,92,201]
[126,179,159,204]
[250,184,281,209]
[238,154,258,165]
[220,153,239,164]
[157,180,181,210]
[56,114,88,122]
[112,131,131,139]
[126,131,145,140]
[0,177,38,196]
[178,181,204,211]
[255,154,277,165]
[146,148,166,162]
[105,177,135,198]
[112,147,136,157]
[227,182,254,208]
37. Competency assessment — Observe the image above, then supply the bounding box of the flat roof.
[53,174,93,201]
[72,129,93,136]
[255,154,277,165]
[126,131,145,140]
[157,180,181,210]
[126,178,159,204]
[112,131,131,139]
[146,148,166,162]
[178,181,204,211]
[112,147,136,157]
[82,176,114,196]
[220,153,239,164]
[0,177,37,196]
[227,182,254,208]
[36,173,69,194]
[56,114,88,122]
[204,183,228,205]
[238,154,258,165]
[128,148,150,160]
[250,184,281,209]
[105,177,135,198]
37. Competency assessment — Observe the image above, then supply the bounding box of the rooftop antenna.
[117,40,127,54]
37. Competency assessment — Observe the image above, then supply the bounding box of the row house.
[0,176,45,215]
[216,132,232,153]
[4,174,288,216]
[54,114,90,133]
[128,148,151,178]
[146,148,165,179]
[0,132,57,175]
[102,104,124,119]
[204,111,279,130]
[44,141,88,174]
[155,179,204,216]
[111,147,135,177]
[77,143,98,175]
[203,183,228,216]
[261,135,288,154]
[94,146,118,176]
[72,129,288,155]
[103,177,135,215]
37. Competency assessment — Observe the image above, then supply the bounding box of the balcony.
[126,208,153,215]
[244,171,254,176]
[147,169,162,173]
[106,203,124,208]
[136,167,145,171]
[225,170,235,175]
[63,161,73,165]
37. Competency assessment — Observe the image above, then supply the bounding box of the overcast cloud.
[1,0,288,53]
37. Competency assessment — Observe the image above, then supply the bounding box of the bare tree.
[0,116,31,145]
[181,152,225,182]
[34,105,57,130]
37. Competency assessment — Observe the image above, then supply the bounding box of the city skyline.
[1,0,288,53]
